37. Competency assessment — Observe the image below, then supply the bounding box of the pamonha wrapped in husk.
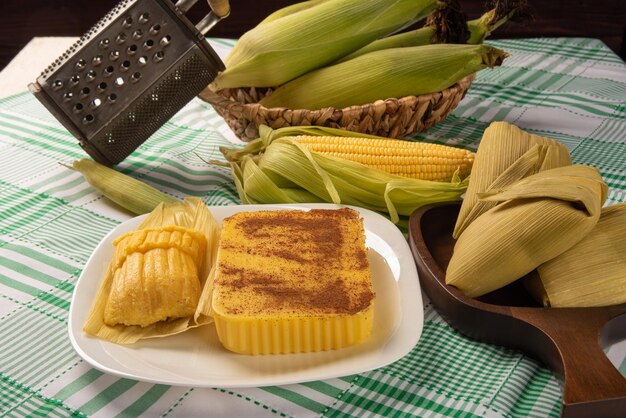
[444,121,624,308]
[529,202,626,307]
[83,197,219,344]
[446,164,608,297]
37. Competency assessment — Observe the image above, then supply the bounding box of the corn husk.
[337,0,469,62]
[83,197,220,344]
[528,202,626,307]
[211,0,438,90]
[215,125,469,224]
[339,0,530,61]
[259,43,507,110]
[445,165,608,298]
[64,159,178,215]
[257,0,330,26]
[466,0,533,44]
[453,121,572,239]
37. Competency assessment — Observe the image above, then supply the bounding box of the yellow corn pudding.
[104,225,206,327]
[211,208,375,355]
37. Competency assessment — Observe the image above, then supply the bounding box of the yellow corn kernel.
[295,135,475,182]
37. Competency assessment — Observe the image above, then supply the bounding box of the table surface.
[0,36,624,418]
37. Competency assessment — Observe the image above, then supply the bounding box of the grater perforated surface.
[31,0,224,165]
[90,51,220,162]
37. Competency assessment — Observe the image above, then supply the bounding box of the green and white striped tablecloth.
[0,37,624,417]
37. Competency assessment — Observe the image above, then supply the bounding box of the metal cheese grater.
[29,0,230,166]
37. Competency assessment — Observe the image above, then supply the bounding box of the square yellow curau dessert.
[211,208,375,355]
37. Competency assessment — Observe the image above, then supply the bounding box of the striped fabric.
[0,37,624,417]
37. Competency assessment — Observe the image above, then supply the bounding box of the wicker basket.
[198,74,474,142]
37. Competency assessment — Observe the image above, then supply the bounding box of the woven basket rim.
[199,74,475,116]
[199,74,475,141]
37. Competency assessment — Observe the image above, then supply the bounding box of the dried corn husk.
[215,125,469,224]
[453,121,572,239]
[83,197,219,344]
[528,202,626,307]
[445,165,608,298]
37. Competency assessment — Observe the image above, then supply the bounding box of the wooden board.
[408,202,626,418]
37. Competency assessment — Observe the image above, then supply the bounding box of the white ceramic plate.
[68,203,424,388]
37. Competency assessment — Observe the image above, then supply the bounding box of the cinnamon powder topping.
[213,208,375,316]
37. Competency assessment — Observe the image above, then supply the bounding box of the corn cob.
[257,0,330,26]
[215,125,470,223]
[295,135,474,182]
[210,0,439,90]
[63,159,178,215]
[339,0,530,62]
[259,43,508,110]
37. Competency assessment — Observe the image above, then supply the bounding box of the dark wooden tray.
[408,202,626,418]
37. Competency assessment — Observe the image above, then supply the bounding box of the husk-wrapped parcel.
[83,197,220,344]
[453,121,572,239]
[529,202,626,307]
[446,165,608,297]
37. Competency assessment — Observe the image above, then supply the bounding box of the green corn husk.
[64,159,178,215]
[257,0,331,26]
[453,121,572,239]
[445,165,608,298]
[259,43,508,110]
[466,0,533,44]
[338,0,468,62]
[210,0,439,90]
[340,0,531,61]
[216,125,469,224]
[527,202,626,308]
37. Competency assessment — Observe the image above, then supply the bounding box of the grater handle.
[175,0,198,13]
[175,0,230,18]
[207,0,230,18]
[195,0,230,34]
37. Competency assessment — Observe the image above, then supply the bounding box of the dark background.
[1,0,625,70]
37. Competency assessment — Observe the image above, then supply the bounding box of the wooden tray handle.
[514,306,626,417]
[408,202,626,418]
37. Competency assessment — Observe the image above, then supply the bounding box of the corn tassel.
[259,43,508,110]
[294,135,474,182]
[63,159,178,215]
[210,0,439,90]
